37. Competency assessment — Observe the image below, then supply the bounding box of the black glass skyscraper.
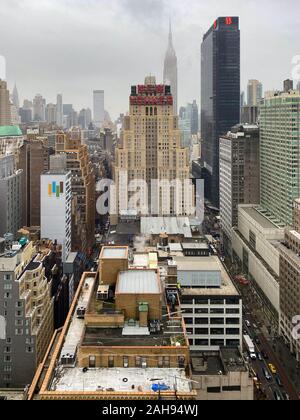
[201,17,240,208]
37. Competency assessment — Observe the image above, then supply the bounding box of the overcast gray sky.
[1,0,299,119]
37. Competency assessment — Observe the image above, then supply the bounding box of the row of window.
[88,356,185,369]
[184,317,240,325]
[183,308,240,315]
[181,298,240,305]
[189,339,240,347]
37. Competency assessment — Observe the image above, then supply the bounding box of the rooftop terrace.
[51,368,191,394]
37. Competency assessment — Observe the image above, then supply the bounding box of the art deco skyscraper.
[163,20,178,114]
[114,76,191,221]
[12,83,20,111]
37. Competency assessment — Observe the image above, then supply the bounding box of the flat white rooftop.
[61,276,95,354]
[141,217,192,238]
[101,247,128,259]
[116,270,160,294]
[51,368,191,393]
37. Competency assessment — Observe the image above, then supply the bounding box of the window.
[4,284,12,291]
[195,328,209,335]
[210,299,224,305]
[210,308,224,314]
[195,318,209,325]
[249,230,256,250]
[226,308,240,314]
[4,356,11,362]
[223,386,241,392]
[207,387,221,393]
[195,339,209,346]
[226,328,240,335]
[135,357,142,368]
[184,318,193,325]
[211,339,225,346]
[123,357,129,368]
[4,275,12,281]
[226,318,240,325]
[26,347,33,354]
[178,356,185,368]
[210,318,224,325]
[194,298,209,305]
[89,356,96,368]
[195,308,209,314]
[108,356,114,368]
[211,328,224,335]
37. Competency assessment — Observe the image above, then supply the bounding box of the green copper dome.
[0,126,22,137]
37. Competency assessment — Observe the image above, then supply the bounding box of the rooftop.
[179,257,239,296]
[241,205,285,230]
[116,270,160,294]
[191,348,246,376]
[141,217,192,238]
[100,246,128,259]
[181,242,210,250]
[50,368,191,394]
[0,125,22,137]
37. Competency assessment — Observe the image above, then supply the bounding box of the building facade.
[260,91,300,226]
[220,124,260,253]
[114,76,191,221]
[201,17,240,208]
[56,94,63,128]
[247,79,263,106]
[279,199,300,361]
[18,137,51,227]
[163,21,178,114]
[41,171,72,261]
[0,80,11,126]
[0,240,53,388]
[55,132,95,254]
[0,154,22,238]
[93,90,104,128]
[176,256,242,352]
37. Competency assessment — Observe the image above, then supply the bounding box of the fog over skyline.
[1,0,299,119]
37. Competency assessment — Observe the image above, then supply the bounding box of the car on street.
[282,392,290,400]
[262,350,269,360]
[275,375,283,387]
[268,364,277,375]
[245,320,251,327]
[273,390,282,401]
[262,368,272,381]
[255,336,261,345]
[257,353,263,361]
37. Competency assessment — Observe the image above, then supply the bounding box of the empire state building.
[163,21,178,114]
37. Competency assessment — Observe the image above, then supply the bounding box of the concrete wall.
[115,293,162,320]
[232,230,280,313]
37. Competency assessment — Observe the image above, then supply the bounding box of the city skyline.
[1,0,300,119]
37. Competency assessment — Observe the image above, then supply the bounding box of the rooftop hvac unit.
[60,352,76,366]
[76,307,86,319]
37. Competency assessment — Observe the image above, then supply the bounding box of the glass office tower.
[201,17,240,208]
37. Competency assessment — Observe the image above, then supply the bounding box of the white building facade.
[41,171,72,261]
